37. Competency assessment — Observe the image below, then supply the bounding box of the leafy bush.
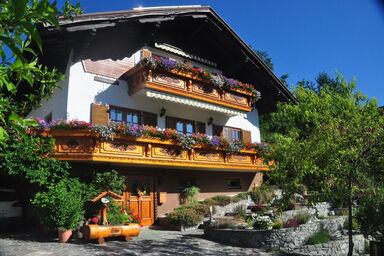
[176,203,210,216]
[307,229,331,245]
[89,170,126,197]
[343,216,360,231]
[355,189,384,242]
[249,184,273,204]
[202,198,218,207]
[272,219,284,229]
[106,201,140,225]
[253,216,273,230]
[231,192,249,203]
[247,203,266,213]
[32,178,85,231]
[182,186,200,204]
[283,218,300,228]
[166,208,203,227]
[294,211,311,224]
[211,195,232,206]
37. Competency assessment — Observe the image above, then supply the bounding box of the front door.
[126,176,154,226]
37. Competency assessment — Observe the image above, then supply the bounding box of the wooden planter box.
[83,224,140,244]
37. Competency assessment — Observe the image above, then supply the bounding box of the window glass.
[110,109,123,122]
[186,123,194,135]
[227,178,241,189]
[223,127,242,142]
[176,121,184,133]
[132,113,139,124]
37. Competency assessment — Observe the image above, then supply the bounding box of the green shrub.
[246,217,255,228]
[253,216,273,230]
[176,202,210,216]
[182,186,200,204]
[89,170,126,196]
[343,216,361,231]
[166,208,203,227]
[249,184,273,204]
[32,178,85,231]
[231,192,249,203]
[355,189,384,242]
[295,211,311,224]
[307,229,331,245]
[211,195,232,206]
[202,198,218,207]
[272,219,284,229]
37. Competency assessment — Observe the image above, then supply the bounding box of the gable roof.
[39,6,296,114]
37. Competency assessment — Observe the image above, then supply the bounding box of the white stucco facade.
[29,49,261,143]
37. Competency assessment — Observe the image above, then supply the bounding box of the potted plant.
[356,188,384,256]
[32,178,85,243]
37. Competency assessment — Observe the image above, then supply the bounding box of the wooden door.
[126,176,154,226]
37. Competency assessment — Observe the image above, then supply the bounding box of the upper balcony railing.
[124,53,261,113]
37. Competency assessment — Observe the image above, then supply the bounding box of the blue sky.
[59,0,384,105]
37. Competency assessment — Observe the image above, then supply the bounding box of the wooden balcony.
[125,66,254,113]
[50,130,268,172]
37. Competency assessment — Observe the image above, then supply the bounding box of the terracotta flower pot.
[58,229,72,243]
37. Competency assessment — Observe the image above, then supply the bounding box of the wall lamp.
[208,117,213,126]
[160,107,166,117]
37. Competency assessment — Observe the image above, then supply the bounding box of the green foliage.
[166,208,203,227]
[295,211,311,224]
[261,73,384,254]
[355,189,384,242]
[0,134,70,187]
[249,184,273,204]
[176,202,211,217]
[31,178,85,231]
[272,219,284,229]
[106,201,130,225]
[210,195,232,206]
[343,216,360,231]
[307,229,331,245]
[231,192,249,203]
[0,0,82,142]
[88,170,126,198]
[182,186,200,204]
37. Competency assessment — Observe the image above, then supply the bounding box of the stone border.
[204,217,364,255]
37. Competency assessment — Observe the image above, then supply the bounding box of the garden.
[163,183,384,255]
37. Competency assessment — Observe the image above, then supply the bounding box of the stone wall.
[204,217,364,254]
[281,203,332,222]
[289,235,365,256]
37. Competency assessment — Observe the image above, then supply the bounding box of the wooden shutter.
[142,112,157,127]
[196,122,206,134]
[91,103,109,125]
[165,116,177,129]
[212,124,223,137]
[242,130,252,144]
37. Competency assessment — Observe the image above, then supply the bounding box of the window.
[109,106,157,127]
[213,124,242,142]
[227,178,241,189]
[166,117,205,134]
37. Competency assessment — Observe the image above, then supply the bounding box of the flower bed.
[32,119,267,154]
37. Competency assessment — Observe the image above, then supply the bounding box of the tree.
[262,73,384,256]
[0,0,81,141]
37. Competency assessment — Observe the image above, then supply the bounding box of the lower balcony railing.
[48,130,268,172]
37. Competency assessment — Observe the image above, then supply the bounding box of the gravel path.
[0,228,274,256]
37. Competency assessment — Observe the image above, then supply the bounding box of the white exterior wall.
[28,52,72,120]
[65,59,261,143]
